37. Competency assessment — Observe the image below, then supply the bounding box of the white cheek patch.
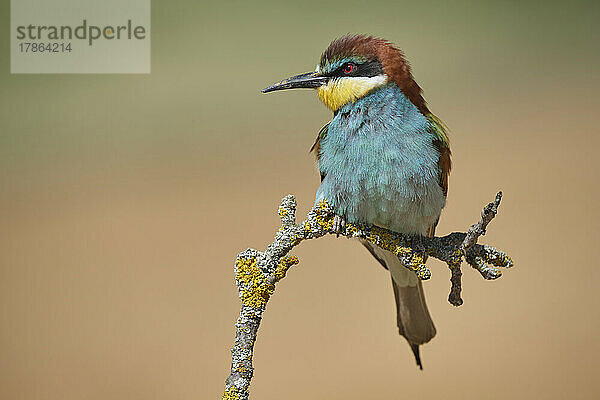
[346,74,388,89]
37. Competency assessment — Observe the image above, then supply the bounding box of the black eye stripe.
[328,60,383,78]
[359,60,384,77]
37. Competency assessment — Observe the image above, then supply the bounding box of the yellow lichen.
[314,200,334,231]
[278,207,288,218]
[346,224,359,235]
[235,257,273,309]
[275,254,299,281]
[408,252,425,272]
[292,234,303,246]
[222,387,239,400]
[362,228,432,277]
[497,253,513,267]
[449,249,464,268]
[311,199,363,233]
[235,254,299,310]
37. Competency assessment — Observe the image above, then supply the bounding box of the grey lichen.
[222,193,513,400]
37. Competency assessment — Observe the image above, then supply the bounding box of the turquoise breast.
[315,84,445,235]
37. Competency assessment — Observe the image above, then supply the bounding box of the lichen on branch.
[222,193,513,400]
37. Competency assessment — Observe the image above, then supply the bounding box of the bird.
[261,34,451,369]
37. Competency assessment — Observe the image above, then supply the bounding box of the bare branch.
[221,193,513,400]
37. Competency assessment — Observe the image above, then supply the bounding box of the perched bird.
[262,34,451,369]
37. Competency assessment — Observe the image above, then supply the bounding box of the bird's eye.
[344,63,355,74]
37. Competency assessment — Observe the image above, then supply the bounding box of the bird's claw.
[333,214,346,236]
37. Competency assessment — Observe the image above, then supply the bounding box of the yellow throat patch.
[317,75,388,111]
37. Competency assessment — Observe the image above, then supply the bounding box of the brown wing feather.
[427,113,451,196]
[436,143,451,196]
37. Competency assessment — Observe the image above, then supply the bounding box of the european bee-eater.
[262,34,451,369]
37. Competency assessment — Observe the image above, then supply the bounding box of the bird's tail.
[362,241,436,369]
[391,277,436,369]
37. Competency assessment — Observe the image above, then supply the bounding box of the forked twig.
[222,193,512,400]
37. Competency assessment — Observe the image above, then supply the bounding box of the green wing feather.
[426,114,451,196]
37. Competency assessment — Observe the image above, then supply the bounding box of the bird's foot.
[333,214,346,236]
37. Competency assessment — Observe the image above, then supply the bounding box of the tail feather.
[392,277,436,368]
[410,344,423,370]
[361,240,436,368]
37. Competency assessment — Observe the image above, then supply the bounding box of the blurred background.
[1,0,599,399]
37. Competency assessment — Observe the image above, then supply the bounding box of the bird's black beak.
[261,71,329,93]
